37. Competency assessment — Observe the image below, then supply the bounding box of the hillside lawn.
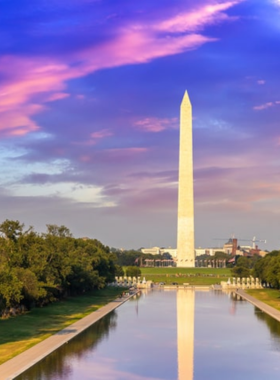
[0,287,124,365]
[139,267,231,285]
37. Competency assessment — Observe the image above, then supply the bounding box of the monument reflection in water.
[16,289,280,380]
[177,289,194,379]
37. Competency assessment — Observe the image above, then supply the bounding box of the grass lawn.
[0,287,123,365]
[246,289,280,312]
[139,267,231,285]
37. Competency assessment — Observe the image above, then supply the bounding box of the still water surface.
[16,289,280,380]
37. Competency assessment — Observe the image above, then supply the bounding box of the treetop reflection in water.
[16,290,280,380]
[16,310,118,380]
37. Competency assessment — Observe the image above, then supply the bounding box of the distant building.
[141,247,177,258]
[241,245,268,257]
[195,247,224,256]
[195,248,206,256]
[141,247,161,255]
[140,238,267,262]
[161,248,177,258]
[223,238,238,255]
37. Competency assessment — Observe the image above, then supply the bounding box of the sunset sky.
[1,0,280,250]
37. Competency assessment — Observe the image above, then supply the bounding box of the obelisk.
[177,91,195,267]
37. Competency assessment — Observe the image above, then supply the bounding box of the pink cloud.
[108,147,148,155]
[155,1,243,33]
[257,79,266,85]
[133,117,178,132]
[253,101,280,110]
[0,103,44,136]
[0,59,68,110]
[0,57,71,136]
[0,1,243,137]
[81,32,215,72]
[46,92,70,102]
[87,129,113,145]
[0,35,211,137]
[79,155,92,162]
[74,129,113,146]
[91,129,113,139]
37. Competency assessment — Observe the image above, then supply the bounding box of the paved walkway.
[235,289,280,322]
[0,293,136,380]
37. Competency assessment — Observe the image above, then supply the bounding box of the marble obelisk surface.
[177,289,195,380]
[177,91,195,267]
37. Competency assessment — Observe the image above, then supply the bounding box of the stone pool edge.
[234,289,280,322]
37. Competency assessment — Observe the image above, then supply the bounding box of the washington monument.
[177,91,195,267]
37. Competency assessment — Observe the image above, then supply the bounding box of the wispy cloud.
[91,129,113,140]
[76,146,148,165]
[194,164,280,214]
[0,103,44,137]
[0,57,69,136]
[46,92,70,102]
[72,129,113,146]
[0,1,243,137]
[272,0,280,7]
[155,1,243,33]
[107,147,148,156]
[133,117,178,132]
[253,100,280,110]
[80,32,215,71]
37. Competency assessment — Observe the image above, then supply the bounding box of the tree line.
[231,250,280,288]
[253,250,280,288]
[0,220,120,316]
[111,248,173,267]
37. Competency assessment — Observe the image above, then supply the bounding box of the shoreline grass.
[0,287,123,365]
[246,289,280,312]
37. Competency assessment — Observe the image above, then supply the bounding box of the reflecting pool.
[16,289,280,380]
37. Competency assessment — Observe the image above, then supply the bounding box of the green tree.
[0,219,24,242]
[231,256,251,278]
[231,265,250,278]
[46,224,72,238]
[15,268,47,309]
[214,251,228,260]
[115,265,124,277]
[0,269,23,308]
[0,220,119,315]
[253,251,280,287]
[162,252,173,260]
[115,250,141,266]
